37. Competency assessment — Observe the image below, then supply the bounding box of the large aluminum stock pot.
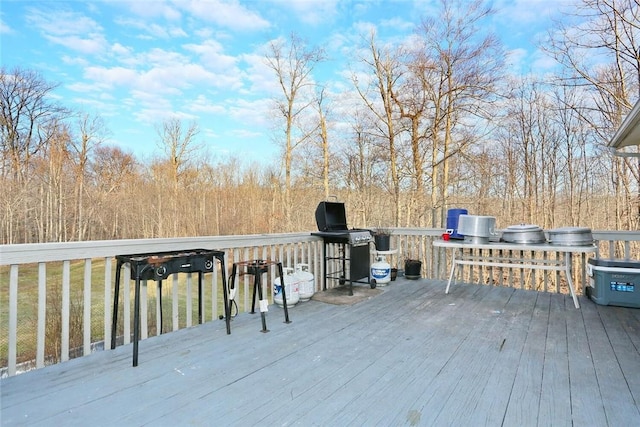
[547,227,593,246]
[501,224,546,244]
[458,215,497,244]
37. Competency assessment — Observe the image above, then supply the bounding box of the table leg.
[565,252,580,309]
[445,248,458,294]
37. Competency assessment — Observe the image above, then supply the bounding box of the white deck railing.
[1,229,638,377]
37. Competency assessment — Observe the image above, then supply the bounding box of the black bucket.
[374,234,390,251]
[404,259,422,280]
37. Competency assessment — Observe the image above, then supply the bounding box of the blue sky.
[1,0,569,165]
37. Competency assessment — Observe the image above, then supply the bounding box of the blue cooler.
[587,258,640,308]
[446,208,468,239]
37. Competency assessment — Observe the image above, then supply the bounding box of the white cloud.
[505,47,528,69]
[352,20,377,36]
[84,66,139,89]
[178,0,271,31]
[378,16,414,32]
[120,0,182,21]
[183,40,239,74]
[114,17,187,39]
[240,52,279,95]
[228,97,273,127]
[0,18,12,34]
[187,95,226,114]
[26,8,108,55]
[270,0,340,25]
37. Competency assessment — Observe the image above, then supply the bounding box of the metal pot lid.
[504,224,543,232]
[547,226,591,234]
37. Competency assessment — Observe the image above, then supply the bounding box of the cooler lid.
[588,258,640,269]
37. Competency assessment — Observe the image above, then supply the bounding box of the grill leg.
[133,277,141,367]
[111,260,123,350]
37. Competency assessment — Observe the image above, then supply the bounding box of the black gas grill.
[311,201,373,294]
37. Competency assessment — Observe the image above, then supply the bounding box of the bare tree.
[390,49,434,227]
[91,145,137,238]
[352,30,405,226]
[413,0,504,227]
[316,88,330,200]
[546,0,640,229]
[0,67,68,181]
[265,33,325,228]
[155,117,200,236]
[0,67,70,243]
[69,112,109,240]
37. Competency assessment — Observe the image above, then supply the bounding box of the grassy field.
[0,259,231,369]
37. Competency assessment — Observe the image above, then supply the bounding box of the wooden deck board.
[565,292,609,426]
[538,293,572,427]
[2,279,640,426]
[464,288,537,426]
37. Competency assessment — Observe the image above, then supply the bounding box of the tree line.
[1,0,638,245]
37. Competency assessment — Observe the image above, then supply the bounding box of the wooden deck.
[2,278,640,426]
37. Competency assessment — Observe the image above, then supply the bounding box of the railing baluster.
[186,272,193,327]
[83,258,92,356]
[104,257,112,353]
[172,275,179,331]
[61,260,70,362]
[8,264,18,376]
[37,263,46,368]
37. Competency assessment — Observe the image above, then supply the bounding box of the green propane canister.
[371,256,391,286]
[587,258,640,308]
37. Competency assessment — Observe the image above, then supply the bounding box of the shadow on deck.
[2,278,640,426]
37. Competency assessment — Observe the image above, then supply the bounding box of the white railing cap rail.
[0,232,323,265]
[1,229,638,266]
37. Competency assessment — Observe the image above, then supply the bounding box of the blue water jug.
[446,208,468,239]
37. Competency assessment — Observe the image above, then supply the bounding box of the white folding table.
[433,240,597,308]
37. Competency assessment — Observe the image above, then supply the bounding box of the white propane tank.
[274,267,300,308]
[295,263,315,302]
[371,256,391,286]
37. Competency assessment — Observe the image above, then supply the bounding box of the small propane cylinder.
[295,263,315,302]
[274,267,300,307]
[370,256,391,285]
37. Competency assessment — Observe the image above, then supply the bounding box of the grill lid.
[315,201,348,231]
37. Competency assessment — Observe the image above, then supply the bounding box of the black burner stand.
[111,249,228,367]
[229,260,291,333]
